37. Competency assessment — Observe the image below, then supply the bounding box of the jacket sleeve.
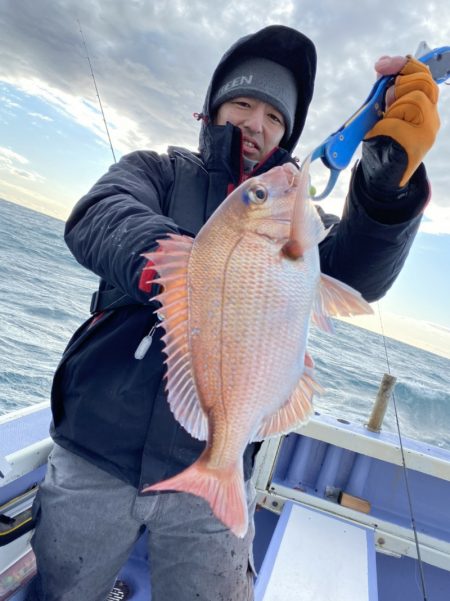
[64,151,180,303]
[318,161,429,302]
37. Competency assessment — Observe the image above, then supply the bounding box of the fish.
[140,157,373,537]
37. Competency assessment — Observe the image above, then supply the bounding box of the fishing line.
[376,302,429,601]
[77,19,117,164]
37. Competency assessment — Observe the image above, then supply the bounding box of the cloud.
[0,178,65,219]
[338,310,450,360]
[2,74,151,154]
[10,168,46,183]
[420,203,450,235]
[28,111,53,122]
[0,94,21,109]
[0,146,45,184]
[0,0,450,222]
[0,146,28,165]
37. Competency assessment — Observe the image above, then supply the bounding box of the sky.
[0,0,449,357]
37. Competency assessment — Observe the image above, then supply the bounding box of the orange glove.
[365,56,440,187]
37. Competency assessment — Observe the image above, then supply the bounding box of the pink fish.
[141,158,372,537]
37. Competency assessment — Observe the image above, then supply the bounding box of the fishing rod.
[76,18,136,315]
[77,19,117,164]
[376,304,429,601]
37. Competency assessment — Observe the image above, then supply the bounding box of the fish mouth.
[263,164,299,194]
[271,217,291,224]
[255,212,291,227]
[282,163,300,189]
[260,165,299,196]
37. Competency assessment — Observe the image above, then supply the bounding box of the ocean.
[1,197,450,451]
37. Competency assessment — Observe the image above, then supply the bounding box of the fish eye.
[245,184,268,205]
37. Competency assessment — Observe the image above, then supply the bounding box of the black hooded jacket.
[50,26,428,489]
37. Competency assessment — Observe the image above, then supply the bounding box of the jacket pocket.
[50,310,115,424]
[58,310,115,366]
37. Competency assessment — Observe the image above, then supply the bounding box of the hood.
[199,25,317,156]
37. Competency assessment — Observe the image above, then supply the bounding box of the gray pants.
[29,444,256,601]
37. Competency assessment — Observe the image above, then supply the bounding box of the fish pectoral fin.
[312,273,374,332]
[252,367,322,441]
[147,234,208,441]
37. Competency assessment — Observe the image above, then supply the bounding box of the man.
[29,25,439,601]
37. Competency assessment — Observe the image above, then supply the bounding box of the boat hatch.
[254,501,377,600]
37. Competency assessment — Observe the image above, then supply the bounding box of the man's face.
[215,96,286,163]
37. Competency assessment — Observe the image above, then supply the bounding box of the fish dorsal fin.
[252,364,322,441]
[312,273,373,333]
[143,234,208,441]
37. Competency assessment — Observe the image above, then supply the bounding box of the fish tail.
[142,457,248,538]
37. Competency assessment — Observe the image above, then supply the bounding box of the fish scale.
[142,160,373,537]
[221,241,308,405]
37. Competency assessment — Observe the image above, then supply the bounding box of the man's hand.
[363,55,440,189]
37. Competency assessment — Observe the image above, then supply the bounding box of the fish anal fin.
[148,234,208,441]
[253,366,322,441]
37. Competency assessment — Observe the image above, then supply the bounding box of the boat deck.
[1,403,450,600]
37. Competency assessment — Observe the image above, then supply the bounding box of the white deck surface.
[255,502,377,601]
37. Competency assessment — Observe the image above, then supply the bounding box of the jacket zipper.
[134,323,157,360]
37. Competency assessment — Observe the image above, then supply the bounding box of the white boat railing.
[253,414,450,573]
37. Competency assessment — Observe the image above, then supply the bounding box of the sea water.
[1,198,450,450]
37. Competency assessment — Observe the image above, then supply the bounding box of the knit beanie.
[210,57,298,137]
